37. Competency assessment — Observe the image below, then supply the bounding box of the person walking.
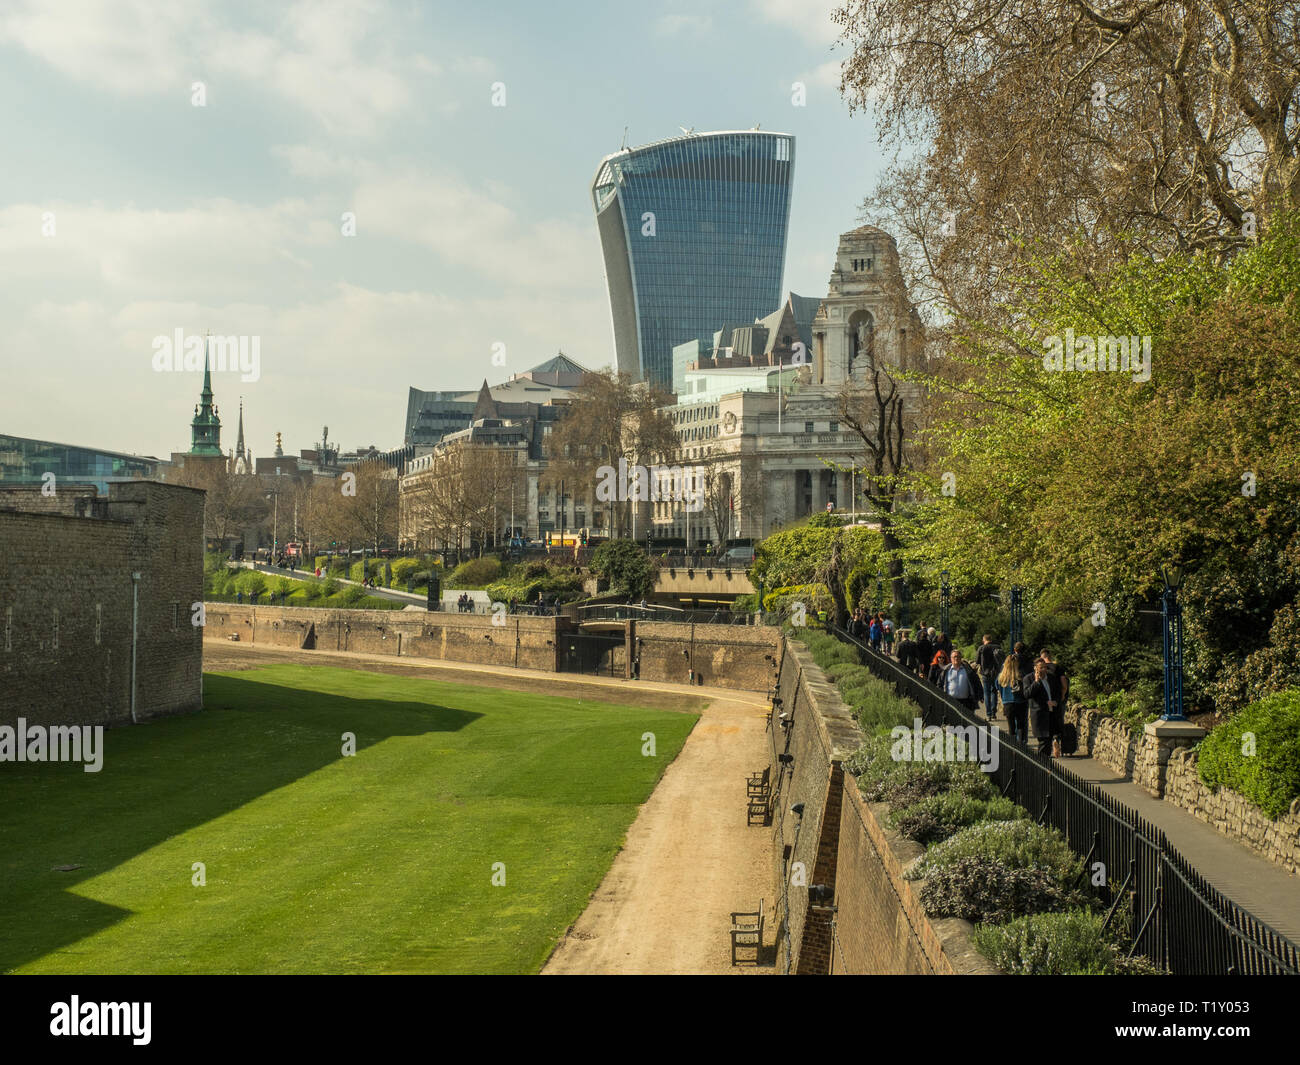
[868,614,883,652]
[935,629,953,655]
[943,650,981,713]
[1014,640,1035,679]
[1026,660,1061,760]
[895,628,917,673]
[998,654,1028,744]
[1039,650,1070,755]
[927,648,950,687]
[882,617,894,656]
[975,634,1004,719]
[915,629,934,680]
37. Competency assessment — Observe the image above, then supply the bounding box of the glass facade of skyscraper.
[591,131,794,390]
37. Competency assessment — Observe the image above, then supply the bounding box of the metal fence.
[833,627,1299,976]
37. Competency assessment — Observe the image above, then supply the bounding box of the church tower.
[189,336,223,456]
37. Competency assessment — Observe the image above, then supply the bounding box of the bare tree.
[543,369,678,537]
[835,0,1300,326]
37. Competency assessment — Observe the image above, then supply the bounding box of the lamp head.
[1161,561,1185,592]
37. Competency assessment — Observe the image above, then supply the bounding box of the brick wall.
[768,636,994,975]
[0,482,204,726]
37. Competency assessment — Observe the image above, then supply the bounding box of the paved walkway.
[543,687,776,975]
[975,705,1300,947]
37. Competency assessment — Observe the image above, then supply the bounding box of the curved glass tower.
[591,130,795,390]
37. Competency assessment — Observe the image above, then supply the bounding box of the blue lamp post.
[1161,562,1187,722]
[900,578,910,628]
[876,569,884,610]
[940,570,951,636]
[1009,585,1024,648]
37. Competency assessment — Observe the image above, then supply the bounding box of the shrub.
[342,584,367,605]
[236,572,266,598]
[1197,689,1300,819]
[855,745,996,808]
[589,540,655,599]
[918,856,1088,925]
[909,820,1083,886]
[973,910,1163,975]
[1091,688,1160,734]
[322,578,340,597]
[891,793,1027,845]
[447,557,503,589]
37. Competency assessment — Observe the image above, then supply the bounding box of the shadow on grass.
[0,670,481,972]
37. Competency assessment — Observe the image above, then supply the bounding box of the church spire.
[189,332,223,456]
[235,398,247,461]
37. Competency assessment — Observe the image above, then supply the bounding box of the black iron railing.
[832,627,1299,976]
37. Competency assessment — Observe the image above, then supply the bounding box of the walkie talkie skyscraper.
[591,130,795,390]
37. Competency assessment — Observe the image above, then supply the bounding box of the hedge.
[1197,688,1300,819]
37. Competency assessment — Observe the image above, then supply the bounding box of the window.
[829,421,838,432]
[805,421,814,433]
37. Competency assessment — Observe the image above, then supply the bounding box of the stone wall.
[634,621,780,692]
[767,637,989,974]
[0,481,205,726]
[204,607,780,689]
[205,605,566,672]
[1164,748,1300,876]
[1066,705,1178,797]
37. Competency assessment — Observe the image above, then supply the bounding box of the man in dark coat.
[915,629,934,679]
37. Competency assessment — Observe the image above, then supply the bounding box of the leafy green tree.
[590,540,655,599]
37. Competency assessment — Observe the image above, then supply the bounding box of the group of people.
[885,626,1072,760]
[455,593,476,613]
[845,609,894,655]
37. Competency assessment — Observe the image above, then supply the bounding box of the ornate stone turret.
[811,225,922,387]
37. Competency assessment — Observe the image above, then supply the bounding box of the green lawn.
[0,665,699,974]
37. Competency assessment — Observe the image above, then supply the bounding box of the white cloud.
[0,0,469,136]
[749,0,841,49]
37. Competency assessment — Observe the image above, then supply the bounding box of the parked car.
[725,546,755,563]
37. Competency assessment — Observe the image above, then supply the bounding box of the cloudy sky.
[0,0,886,460]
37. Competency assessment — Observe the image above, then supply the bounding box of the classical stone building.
[0,481,206,726]
[649,224,925,543]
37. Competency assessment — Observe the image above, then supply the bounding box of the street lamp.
[1009,585,1024,648]
[1161,561,1187,722]
[875,569,883,610]
[940,569,951,636]
[265,490,279,560]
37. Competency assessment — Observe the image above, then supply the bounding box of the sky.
[0,0,887,461]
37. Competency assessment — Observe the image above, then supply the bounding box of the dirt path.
[543,689,776,975]
[206,642,779,974]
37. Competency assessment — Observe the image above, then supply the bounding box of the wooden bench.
[730,900,765,965]
[746,767,771,825]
